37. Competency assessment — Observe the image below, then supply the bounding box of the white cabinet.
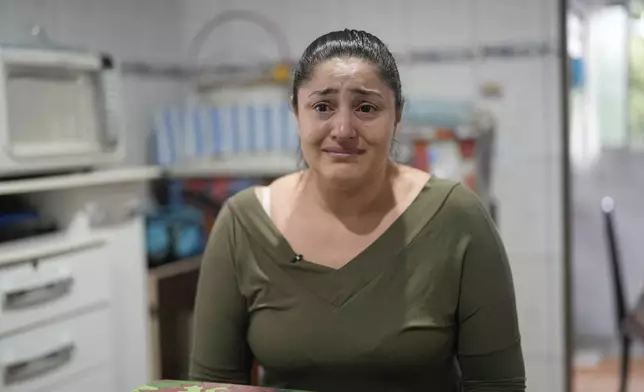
[42,366,116,392]
[0,241,110,335]
[0,170,155,392]
[0,308,112,392]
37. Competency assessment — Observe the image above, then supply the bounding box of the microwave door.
[6,67,105,159]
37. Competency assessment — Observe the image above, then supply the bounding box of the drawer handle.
[3,276,74,310]
[3,342,75,385]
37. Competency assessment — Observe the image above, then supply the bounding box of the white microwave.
[0,46,125,178]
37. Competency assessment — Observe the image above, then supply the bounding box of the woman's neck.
[303,162,398,218]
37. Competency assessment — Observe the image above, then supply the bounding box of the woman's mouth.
[321,148,365,158]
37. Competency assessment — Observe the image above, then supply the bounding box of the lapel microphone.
[291,254,303,263]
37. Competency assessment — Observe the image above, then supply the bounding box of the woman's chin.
[318,166,368,188]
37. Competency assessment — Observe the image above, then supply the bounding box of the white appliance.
[0,46,125,177]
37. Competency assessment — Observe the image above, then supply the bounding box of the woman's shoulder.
[225,187,258,211]
[413,173,491,224]
[441,180,487,215]
[224,171,305,218]
[268,171,306,194]
[420,176,496,238]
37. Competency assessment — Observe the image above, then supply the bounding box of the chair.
[601,197,644,392]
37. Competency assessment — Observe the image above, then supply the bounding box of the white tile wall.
[511,254,566,358]
[343,0,411,52]
[496,160,562,255]
[406,0,473,49]
[512,260,552,356]
[180,0,560,54]
[476,59,561,162]
[400,62,478,98]
[472,0,550,44]
[525,358,552,392]
[7,0,183,62]
[180,1,567,390]
[526,355,566,392]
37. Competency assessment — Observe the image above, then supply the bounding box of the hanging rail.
[119,41,560,81]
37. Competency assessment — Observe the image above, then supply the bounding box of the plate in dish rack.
[132,380,309,392]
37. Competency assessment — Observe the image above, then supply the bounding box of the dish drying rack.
[152,9,296,178]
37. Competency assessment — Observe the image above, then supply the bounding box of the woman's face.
[294,57,400,186]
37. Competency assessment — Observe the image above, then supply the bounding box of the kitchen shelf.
[0,166,162,196]
[0,231,106,267]
[0,156,299,195]
[164,154,299,178]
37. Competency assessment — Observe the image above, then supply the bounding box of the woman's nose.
[330,108,356,139]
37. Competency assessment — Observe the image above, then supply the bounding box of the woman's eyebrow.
[308,87,383,98]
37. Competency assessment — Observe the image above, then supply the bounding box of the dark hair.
[291,29,404,111]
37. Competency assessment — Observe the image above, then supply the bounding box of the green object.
[190,177,525,391]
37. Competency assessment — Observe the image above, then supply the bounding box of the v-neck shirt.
[190,176,525,391]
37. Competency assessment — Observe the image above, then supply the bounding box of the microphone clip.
[291,254,303,263]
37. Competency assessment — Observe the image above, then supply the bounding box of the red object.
[212,178,231,200]
[186,179,209,192]
[459,139,476,159]
[434,128,454,140]
[413,140,430,172]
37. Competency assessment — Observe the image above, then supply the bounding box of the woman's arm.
[189,203,253,384]
[453,186,526,391]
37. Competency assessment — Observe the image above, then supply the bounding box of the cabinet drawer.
[0,308,112,392]
[0,244,109,336]
[34,366,115,392]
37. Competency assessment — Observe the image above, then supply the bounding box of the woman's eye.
[314,103,330,112]
[358,104,375,113]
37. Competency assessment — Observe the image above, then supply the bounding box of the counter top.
[0,166,162,196]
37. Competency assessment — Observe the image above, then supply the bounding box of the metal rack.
[119,41,559,81]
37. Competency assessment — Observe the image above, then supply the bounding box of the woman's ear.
[396,96,405,120]
[395,104,403,127]
[290,95,301,129]
[393,102,404,137]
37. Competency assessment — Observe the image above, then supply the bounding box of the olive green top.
[190,177,525,392]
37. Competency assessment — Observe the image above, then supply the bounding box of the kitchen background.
[0,0,640,391]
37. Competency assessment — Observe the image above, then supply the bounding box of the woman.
[190,29,525,391]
